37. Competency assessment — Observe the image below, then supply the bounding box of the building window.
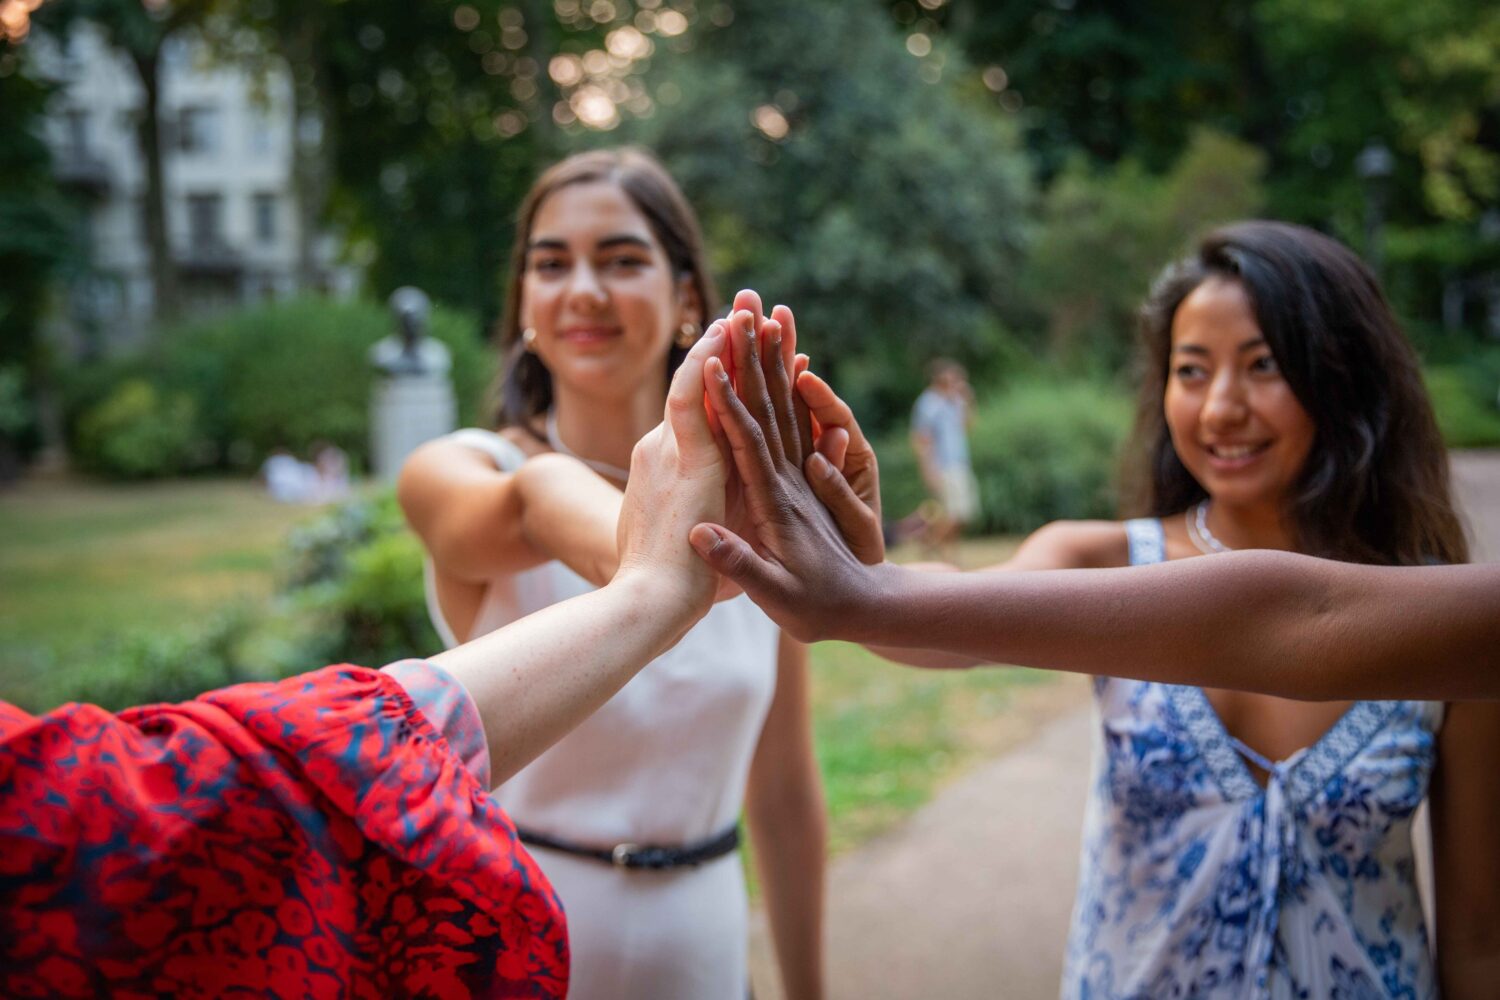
[177,105,219,155]
[249,111,276,158]
[253,193,277,244]
[186,193,223,250]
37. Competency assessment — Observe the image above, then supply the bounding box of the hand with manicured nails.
[688,311,888,643]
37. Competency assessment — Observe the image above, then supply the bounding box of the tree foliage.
[624,0,1033,423]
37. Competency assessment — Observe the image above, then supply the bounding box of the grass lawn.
[0,476,1078,857]
[0,476,317,707]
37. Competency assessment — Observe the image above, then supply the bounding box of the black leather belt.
[515,824,740,870]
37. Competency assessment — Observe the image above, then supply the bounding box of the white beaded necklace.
[1186,499,1233,555]
[545,409,631,482]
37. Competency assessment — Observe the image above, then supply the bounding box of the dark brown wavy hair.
[1123,220,1468,566]
[491,147,719,432]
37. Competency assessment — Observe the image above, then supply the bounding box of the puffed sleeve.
[381,658,491,789]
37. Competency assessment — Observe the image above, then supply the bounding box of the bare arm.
[746,634,827,1000]
[693,318,1500,702]
[398,436,622,590]
[1431,701,1500,996]
[429,325,731,784]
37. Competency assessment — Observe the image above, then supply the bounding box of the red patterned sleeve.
[0,666,567,999]
[381,658,491,789]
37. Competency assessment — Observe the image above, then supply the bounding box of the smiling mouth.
[559,327,621,343]
[1206,442,1271,461]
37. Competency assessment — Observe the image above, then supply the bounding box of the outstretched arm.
[433,323,731,784]
[694,318,1500,702]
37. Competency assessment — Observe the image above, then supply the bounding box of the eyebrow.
[1171,336,1267,356]
[527,234,654,253]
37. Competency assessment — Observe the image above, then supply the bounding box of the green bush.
[60,297,498,479]
[285,491,439,668]
[73,379,205,479]
[1425,364,1500,448]
[879,377,1134,535]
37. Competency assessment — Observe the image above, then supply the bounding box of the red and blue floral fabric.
[0,662,568,998]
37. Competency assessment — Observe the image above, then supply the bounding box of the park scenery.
[2,1,1499,998]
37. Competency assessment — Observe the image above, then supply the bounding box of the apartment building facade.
[35,24,357,352]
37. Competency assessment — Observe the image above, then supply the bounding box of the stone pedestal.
[369,286,454,481]
[369,371,455,482]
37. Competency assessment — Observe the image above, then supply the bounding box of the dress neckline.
[1124,518,1401,806]
[1165,684,1399,805]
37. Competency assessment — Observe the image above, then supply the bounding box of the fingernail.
[808,453,831,478]
[709,358,729,382]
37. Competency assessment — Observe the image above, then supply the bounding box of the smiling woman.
[396,149,826,1000]
[859,220,1497,999]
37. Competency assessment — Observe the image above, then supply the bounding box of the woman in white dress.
[398,148,825,1000]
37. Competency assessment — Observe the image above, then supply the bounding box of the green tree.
[221,0,620,331]
[1023,129,1266,369]
[0,48,81,477]
[623,0,1033,425]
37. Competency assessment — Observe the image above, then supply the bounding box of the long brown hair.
[491,147,719,431]
[1124,221,1468,565]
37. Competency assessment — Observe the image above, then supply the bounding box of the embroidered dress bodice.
[1062,518,1444,1000]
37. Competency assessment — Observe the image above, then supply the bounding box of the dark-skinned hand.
[689,313,887,643]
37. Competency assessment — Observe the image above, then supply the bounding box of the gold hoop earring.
[522,328,537,351]
[674,322,700,349]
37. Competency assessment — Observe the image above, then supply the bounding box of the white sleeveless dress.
[424,429,781,999]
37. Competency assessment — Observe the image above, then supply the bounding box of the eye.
[1173,363,1208,381]
[1249,354,1280,375]
[529,256,567,275]
[602,253,648,272]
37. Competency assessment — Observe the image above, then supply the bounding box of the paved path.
[750,450,1500,1000]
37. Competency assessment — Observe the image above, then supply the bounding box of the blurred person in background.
[910,358,978,558]
[398,148,825,1000]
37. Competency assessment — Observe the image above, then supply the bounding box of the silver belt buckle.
[611,842,640,867]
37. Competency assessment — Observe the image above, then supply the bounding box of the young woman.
[398,149,824,1000]
[1,330,738,998]
[696,223,1500,998]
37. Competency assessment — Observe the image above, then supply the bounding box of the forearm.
[749,790,827,1000]
[846,555,1500,701]
[516,454,624,587]
[430,572,702,786]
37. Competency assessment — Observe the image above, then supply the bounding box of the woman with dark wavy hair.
[724,221,1497,998]
[398,149,824,1000]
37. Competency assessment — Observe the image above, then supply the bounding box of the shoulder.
[1008,519,1130,570]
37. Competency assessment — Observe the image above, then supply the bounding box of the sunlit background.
[1,0,1497,712]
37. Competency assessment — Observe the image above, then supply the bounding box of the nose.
[1202,368,1249,430]
[565,260,607,310]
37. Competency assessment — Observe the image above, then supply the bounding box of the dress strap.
[1123,518,1167,566]
[446,428,528,473]
[1228,735,1283,778]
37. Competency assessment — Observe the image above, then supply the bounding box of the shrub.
[285,491,439,668]
[73,379,205,479]
[60,297,498,479]
[1425,364,1500,448]
[879,377,1134,535]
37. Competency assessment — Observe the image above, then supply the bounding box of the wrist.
[608,564,714,637]
[822,560,902,645]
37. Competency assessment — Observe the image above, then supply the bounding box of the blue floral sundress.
[1061,519,1443,1000]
